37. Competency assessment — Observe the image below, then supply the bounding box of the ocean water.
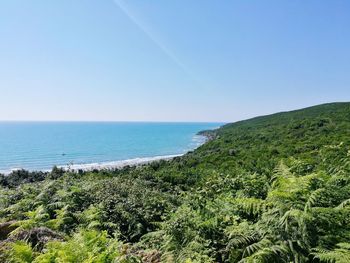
[0,122,221,173]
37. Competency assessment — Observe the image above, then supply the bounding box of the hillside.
[1,102,350,262]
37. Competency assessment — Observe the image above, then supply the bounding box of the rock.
[8,227,64,251]
[0,221,18,240]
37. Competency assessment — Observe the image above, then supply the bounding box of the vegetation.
[1,102,350,262]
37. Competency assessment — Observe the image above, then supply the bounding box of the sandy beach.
[59,154,183,173]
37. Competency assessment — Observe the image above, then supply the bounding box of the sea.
[0,122,221,174]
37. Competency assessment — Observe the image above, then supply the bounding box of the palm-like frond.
[336,199,350,209]
[242,238,272,257]
[235,198,267,216]
[237,239,294,263]
[304,188,325,212]
[312,243,350,263]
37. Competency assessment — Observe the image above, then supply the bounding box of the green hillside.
[1,102,350,262]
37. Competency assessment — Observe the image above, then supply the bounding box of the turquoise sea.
[0,122,221,173]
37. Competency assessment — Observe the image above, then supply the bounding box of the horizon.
[0,120,224,124]
[1,1,350,122]
[0,101,348,123]
[1,1,350,257]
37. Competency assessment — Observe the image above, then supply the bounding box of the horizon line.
[0,120,227,124]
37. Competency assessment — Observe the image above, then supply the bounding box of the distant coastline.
[1,153,184,175]
[1,153,185,175]
[1,132,213,175]
[61,132,215,173]
[59,154,182,173]
[59,133,212,173]
[0,122,221,175]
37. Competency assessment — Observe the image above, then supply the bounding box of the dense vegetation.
[1,102,350,262]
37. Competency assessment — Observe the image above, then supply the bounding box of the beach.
[0,122,220,174]
[59,154,183,173]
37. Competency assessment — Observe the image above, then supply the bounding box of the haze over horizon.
[1,0,349,122]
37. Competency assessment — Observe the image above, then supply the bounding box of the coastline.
[1,153,185,175]
[1,133,214,175]
[59,154,183,173]
[60,134,211,173]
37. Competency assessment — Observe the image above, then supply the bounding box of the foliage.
[1,102,350,262]
[2,229,140,262]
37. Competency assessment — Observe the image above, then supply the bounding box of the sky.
[0,0,349,122]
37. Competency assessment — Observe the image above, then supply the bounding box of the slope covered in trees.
[1,102,350,262]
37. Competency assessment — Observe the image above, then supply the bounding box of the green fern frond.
[242,238,272,257]
[228,233,260,249]
[312,243,350,263]
[304,188,325,212]
[235,198,267,216]
[9,241,34,263]
[336,199,350,209]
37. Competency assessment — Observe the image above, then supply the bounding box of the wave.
[59,154,183,172]
[0,134,210,175]
[0,154,183,175]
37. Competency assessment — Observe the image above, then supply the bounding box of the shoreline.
[1,133,214,175]
[1,153,185,175]
[59,154,183,173]
[61,133,211,173]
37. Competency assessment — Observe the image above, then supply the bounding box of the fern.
[312,243,350,263]
[304,188,325,212]
[10,205,49,235]
[235,198,267,216]
[242,238,272,257]
[336,199,350,209]
[9,241,34,263]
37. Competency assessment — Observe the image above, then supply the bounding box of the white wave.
[191,134,208,146]
[0,133,213,175]
[0,167,23,175]
[59,154,183,172]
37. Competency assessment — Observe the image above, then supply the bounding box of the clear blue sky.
[0,0,349,122]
